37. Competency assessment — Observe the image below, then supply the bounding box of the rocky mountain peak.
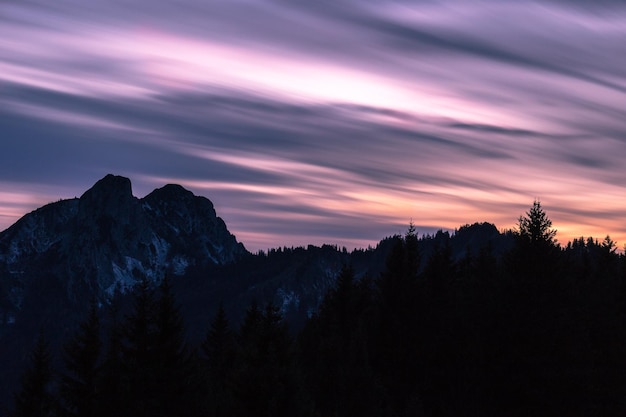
[143,183,208,215]
[149,183,195,200]
[0,175,248,310]
[78,174,136,223]
[81,174,133,200]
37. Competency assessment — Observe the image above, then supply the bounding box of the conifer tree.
[500,201,591,414]
[300,265,382,417]
[203,303,236,375]
[120,277,157,417]
[59,303,101,417]
[517,199,557,245]
[238,302,262,351]
[152,276,192,417]
[117,276,195,417]
[97,302,125,417]
[509,200,561,283]
[233,302,311,417]
[12,331,56,417]
[374,226,424,415]
[201,303,236,417]
[423,238,454,302]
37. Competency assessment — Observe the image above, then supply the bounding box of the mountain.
[0,175,513,410]
[0,174,246,326]
[0,174,251,409]
[2,186,620,416]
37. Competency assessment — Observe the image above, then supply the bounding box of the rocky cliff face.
[0,174,247,325]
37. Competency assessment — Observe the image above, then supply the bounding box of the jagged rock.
[0,174,248,315]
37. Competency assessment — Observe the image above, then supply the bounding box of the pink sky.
[1,0,626,251]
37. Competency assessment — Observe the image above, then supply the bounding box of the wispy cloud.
[1,0,625,250]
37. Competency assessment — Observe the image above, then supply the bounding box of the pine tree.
[420,238,459,415]
[97,302,125,417]
[517,199,557,245]
[238,302,262,354]
[233,302,311,417]
[201,303,236,417]
[120,277,157,417]
[300,266,382,417]
[500,201,591,414]
[203,303,236,375]
[405,221,420,275]
[116,276,196,417]
[152,276,193,417]
[12,331,57,417]
[509,200,561,283]
[202,304,235,416]
[423,238,454,303]
[232,302,268,417]
[59,303,101,417]
[374,226,424,415]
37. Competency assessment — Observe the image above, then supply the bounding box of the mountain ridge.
[0,174,247,322]
[0,174,513,412]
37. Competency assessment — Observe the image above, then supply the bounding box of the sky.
[1,0,625,252]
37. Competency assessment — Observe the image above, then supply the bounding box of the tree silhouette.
[120,277,156,417]
[201,303,237,417]
[96,301,125,417]
[517,200,557,245]
[508,200,561,282]
[59,302,101,417]
[152,276,193,417]
[12,331,56,417]
[9,208,626,416]
[300,265,382,417]
[374,229,425,416]
[233,302,311,417]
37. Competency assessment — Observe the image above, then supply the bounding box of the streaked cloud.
[1,0,625,250]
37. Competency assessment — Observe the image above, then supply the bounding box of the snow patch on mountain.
[277,288,301,315]
[109,259,137,296]
[150,235,170,265]
[171,255,189,276]
[6,241,21,264]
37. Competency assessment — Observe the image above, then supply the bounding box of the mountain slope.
[0,175,514,411]
[0,174,247,327]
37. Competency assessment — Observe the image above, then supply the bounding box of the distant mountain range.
[0,174,512,409]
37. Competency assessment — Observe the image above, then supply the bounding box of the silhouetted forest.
[9,202,626,416]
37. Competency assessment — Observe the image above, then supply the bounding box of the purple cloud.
[1,0,626,250]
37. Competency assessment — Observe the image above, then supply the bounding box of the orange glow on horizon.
[1,182,626,253]
[1,2,625,253]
